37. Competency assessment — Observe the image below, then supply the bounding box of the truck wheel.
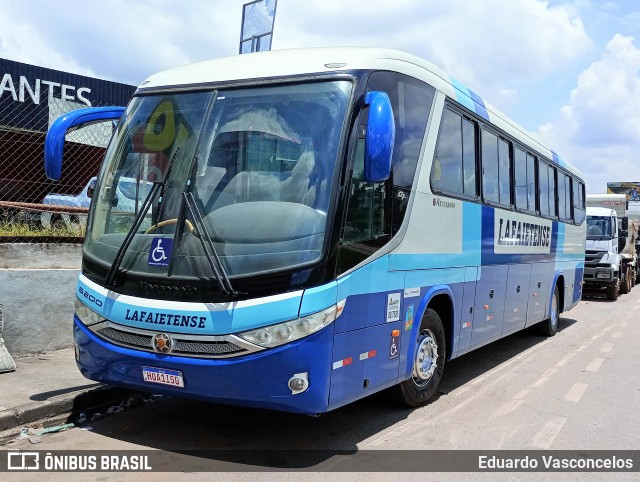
[625,267,632,293]
[395,308,446,408]
[620,268,630,294]
[540,285,559,336]
[606,279,619,301]
[626,268,632,292]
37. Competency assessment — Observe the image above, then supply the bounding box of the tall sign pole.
[239,0,278,54]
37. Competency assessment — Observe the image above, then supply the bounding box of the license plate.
[142,366,184,388]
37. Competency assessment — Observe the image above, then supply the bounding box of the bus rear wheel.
[540,285,559,336]
[396,308,446,407]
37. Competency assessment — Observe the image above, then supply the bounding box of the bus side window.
[431,108,477,198]
[526,154,537,211]
[514,147,527,210]
[341,138,385,244]
[573,179,585,224]
[432,109,463,194]
[558,172,567,220]
[481,129,499,204]
[498,137,511,205]
[548,165,557,218]
[538,160,550,216]
[365,71,435,235]
[565,175,571,220]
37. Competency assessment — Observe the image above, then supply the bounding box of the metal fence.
[0,96,114,243]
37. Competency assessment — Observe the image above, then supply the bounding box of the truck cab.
[584,207,632,299]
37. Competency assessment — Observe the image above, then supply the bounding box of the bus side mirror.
[621,217,629,231]
[364,91,395,183]
[45,106,125,181]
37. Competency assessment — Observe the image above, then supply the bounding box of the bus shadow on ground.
[76,318,578,469]
[439,317,577,396]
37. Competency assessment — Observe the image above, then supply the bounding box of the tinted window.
[514,148,527,210]
[482,129,499,203]
[539,161,549,216]
[366,71,435,234]
[558,173,567,220]
[548,165,557,218]
[527,154,536,211]
[432,108,477,197]
[433,109,463,193]
[462,118,477,196]
[498,138,511,205]
[342,139,385,243]
[564,175,573,219]
[339,72,435,274]
[573,179,586,224]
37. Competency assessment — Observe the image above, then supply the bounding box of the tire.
[540,285,559,336]
[620,268,630,295]
[395,308,446,407]
[606,278,619,301]
[51,215,66,230]
[632,269,636,288]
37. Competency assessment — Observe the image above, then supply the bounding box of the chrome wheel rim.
[412,329,438,387]
[551,292,558,328]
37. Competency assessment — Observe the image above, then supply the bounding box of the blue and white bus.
[47,48,586,413]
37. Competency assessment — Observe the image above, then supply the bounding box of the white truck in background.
[584,194,639,300]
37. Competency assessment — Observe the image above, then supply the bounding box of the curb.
[0,385,132,433]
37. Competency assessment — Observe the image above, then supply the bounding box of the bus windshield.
[586,215,613,240]
[85,80,352,281]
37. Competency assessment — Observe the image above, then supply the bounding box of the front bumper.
[74,316,334,414]
[583,266,617,288]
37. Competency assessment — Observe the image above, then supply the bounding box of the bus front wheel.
[396,308,446,407]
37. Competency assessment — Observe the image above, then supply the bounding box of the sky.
[1,0,639,193]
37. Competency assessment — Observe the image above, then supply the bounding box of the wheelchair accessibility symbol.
[389,329,400,359]
[148,237,174,267]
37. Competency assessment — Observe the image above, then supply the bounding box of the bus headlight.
[74,296,104,326]
[238,299,346,348]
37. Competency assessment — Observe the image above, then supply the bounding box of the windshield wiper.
[105,181,162,286]
[104,147,181,287]
[181,191,242,297]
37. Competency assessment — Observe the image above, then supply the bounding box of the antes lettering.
[124,309,206,329]
[497,218,551,247]
[0,72,92,106]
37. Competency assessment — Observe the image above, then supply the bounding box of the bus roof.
[138,47,582,179]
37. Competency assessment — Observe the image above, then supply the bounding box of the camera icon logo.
[7,452,39,470]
